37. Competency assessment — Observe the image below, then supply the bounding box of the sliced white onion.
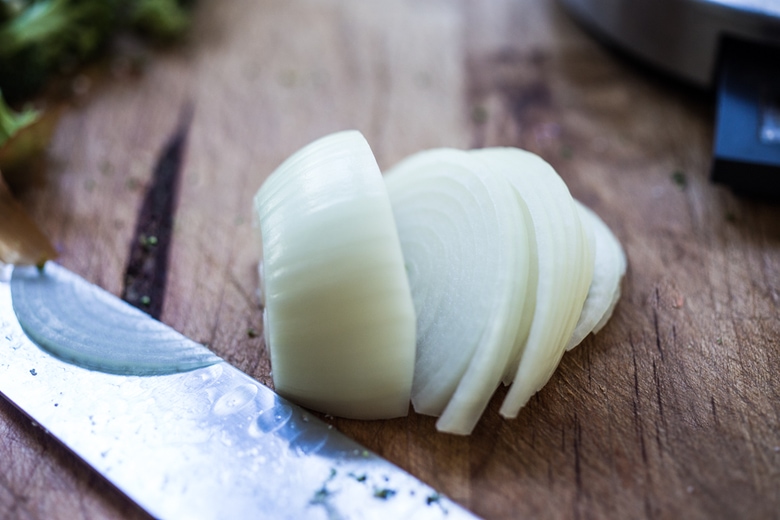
[470,148,594,419]
[566,202,627,350]
[384,149,530,434]
[253,130,416,420]
[253,131,626,434]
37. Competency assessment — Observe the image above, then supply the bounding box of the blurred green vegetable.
[131,0,191,39]
[0,0,194,174]
[0,0,194,100]
[0,90,38,145]
[0,92,59,178]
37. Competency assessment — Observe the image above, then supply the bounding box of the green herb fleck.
[471,105,488,124]
[139,234,158,248]
[140,295,151,306]
[310,468,337,505]
[247,327,259,338]
[671,170,687,190]
[373,487,396,500]
[349,472,367,483]
[716,337,723,345]
[310,486,331,505]
[99,160,113,176]
[361,449,370,458]
[126,177,142,191]
[426,492,441,505]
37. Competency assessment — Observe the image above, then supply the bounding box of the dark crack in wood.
[122,105,193,318]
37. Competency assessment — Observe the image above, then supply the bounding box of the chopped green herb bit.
[140,295,151,306]
[311,468,338,504]
[671,170,687,190]
[426,492,441,505]
[373,488,396,500]
[361,449,370,458]
[99,160,113,175]
[310,486,331,505]
[471,105,488,124]
[139,235,158,248]
[247,327,259,338]
[349,472,367,483]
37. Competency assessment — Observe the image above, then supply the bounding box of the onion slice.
[385,149,530,434]
[253,130,416,420]
[470,148,594,419]
[566,202,626,349]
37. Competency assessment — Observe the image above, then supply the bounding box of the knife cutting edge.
[0,263,479,520]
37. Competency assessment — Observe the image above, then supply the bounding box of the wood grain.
[3,0,780,518]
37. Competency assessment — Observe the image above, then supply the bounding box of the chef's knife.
[0,263,478,520]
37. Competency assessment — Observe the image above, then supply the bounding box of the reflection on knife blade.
[0,264,480,520]
[11,263,221,376]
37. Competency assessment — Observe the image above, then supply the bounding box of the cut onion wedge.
[253,130,416,419]
[384,149,530,434]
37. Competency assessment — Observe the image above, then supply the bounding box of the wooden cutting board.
[3,0,780,518]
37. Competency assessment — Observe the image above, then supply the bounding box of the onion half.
[253,131,416,419]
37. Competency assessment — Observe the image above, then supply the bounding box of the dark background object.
[712,38,780,198]
[560,0,780,198]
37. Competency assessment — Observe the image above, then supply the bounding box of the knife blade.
[0,264,479,520]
